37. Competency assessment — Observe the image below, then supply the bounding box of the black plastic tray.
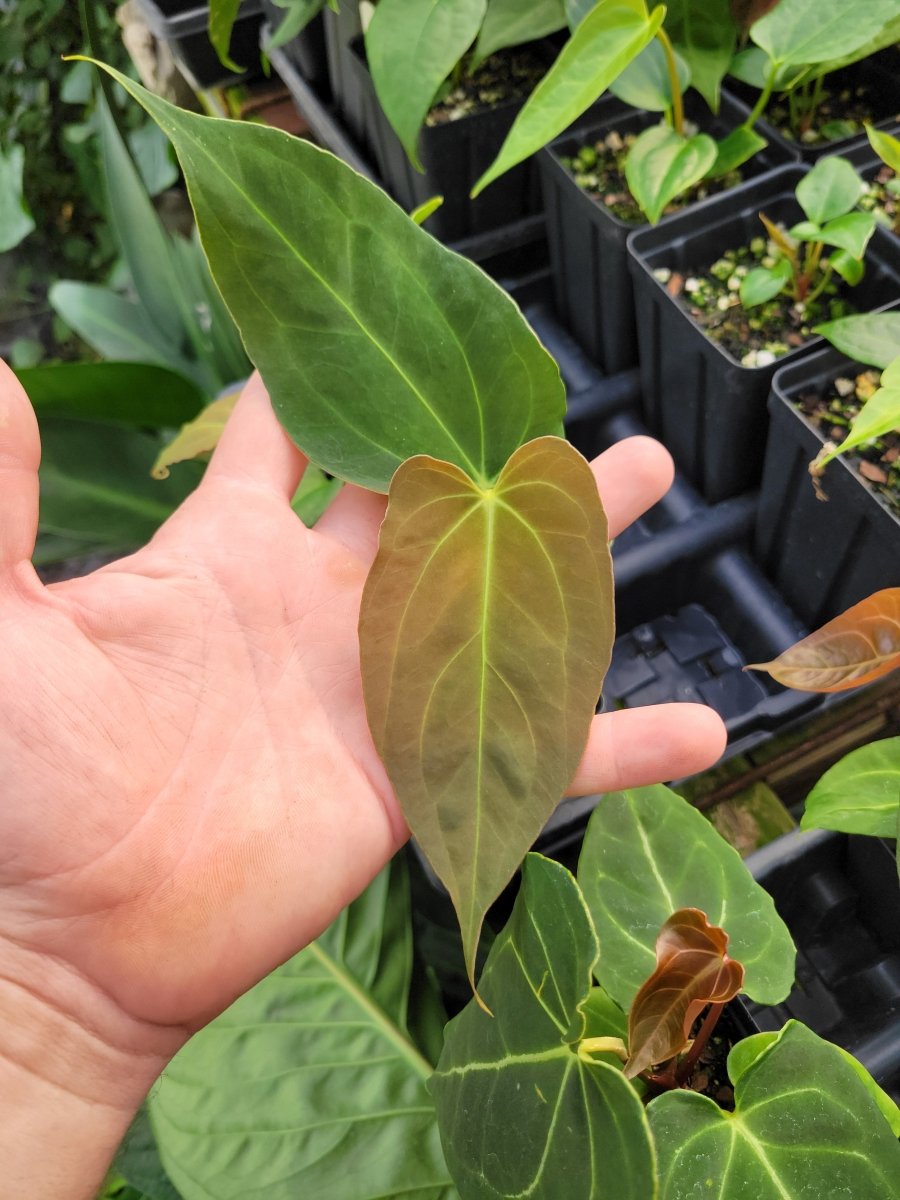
[136,0,263,90]
[627,165,900,504]
[755,347,900,629]
[538,91,794,375]
[322,3,367,150]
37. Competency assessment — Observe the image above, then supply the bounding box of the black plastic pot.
[627,165,900,504]
[135,0,263,90]
[345,39,548,242]
[538,92,793,375]
[754,348,900,630]
[260,1,328,93]
[846,124,900,244]
[727,49,900,164]
[746,828,900,1104]
[322,3,368,149]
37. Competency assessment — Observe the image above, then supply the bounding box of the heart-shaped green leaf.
[577,785,795,1010]
[472,0,664,196]
[708,125,767,179]
[796,155,865,224]
[750,0,900,67]
[624,124,718,224]
[739,258,792,307]
[360,438,614,985]
[81,61,565,493]
[609,38,691,112]
[801,736,900,838]
[431,855,655,1200]
[814,313,900,368]
[664,0,736,111]
[472,0,568,69]
[818,211,877,259]
[649,1021,900,1197]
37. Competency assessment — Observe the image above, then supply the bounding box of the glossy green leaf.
[360,438,614,985]
[650,1021,900,1198]
[664,0,736,111]
[801,737,900,838]
[739,258,792,307]
[366,0,488,169]
[410,194,445,225]
[472,0,664,197]
[609,39,691,112]
[797,155,865,225]
[0,142,35,252]
[577,785,795,1010]
[830,248,865,286]
[431,855,656,1200]
[814,313,900,368]
[750,0,900,67]
[624,124,717,223]
[868,125,900,173]
[17,361,205,429]
[708,125,767,178]
[208,0,243,71]
[149,864,456,1200]
[472,0,567,68]
[803,15,900,81]
[827,375,900,461]
[814,212,877,259]
[83,61,565,493]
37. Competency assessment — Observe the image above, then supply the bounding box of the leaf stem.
[656,28,683,137]
[804,259,834,306]
[744,59,778,131]
[674,1002,726,1086]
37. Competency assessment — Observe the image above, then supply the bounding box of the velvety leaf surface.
[431,855,655,1200]
[750,0,900,66]
[472,0,663,196]
[609,40,691,112]
[625,124,717,223]
[650,1021,900,1199]
[624,909,744,1079]
[664,0,736,111]
[801,736,900,837]
[148,865,457,1200]
[577,785,794,1010]
[796,156,865,225]
[473,0,567,67]
[151,391,240,479]
[746,589,900,691]
[366,0,488,168]
[85,63,565,493]
[18,361,205,429]
[360,437,614,984]
[814,312,900,368]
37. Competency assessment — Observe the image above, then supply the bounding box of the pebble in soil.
[653,231,855,367]
[427,47,548,126]
[859,164,900,237]
[765,82,899,147]
[798,368,900,516]
[560,126,742,225]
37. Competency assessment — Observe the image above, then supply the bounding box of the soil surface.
[859,163,900,237]
[560,126,742,224]
[765,81,898,147]
[427,47,547,126]
[797,368,900,515]
[653,229,854,366]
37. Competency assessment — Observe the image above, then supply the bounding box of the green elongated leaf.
[431,855,656,1200]
[868,124,900,173]
[749,0,900,67]
[814,313,900,368]
[664,0,736,111]
[366,0,488,169]
[360,438,614,986]
[650,1021,900,1198]
[609,39,691,112]
[410,194,445,225]
[266,0,327,50]
[82,61,565,493]
[472,0,567,69]
[801,737,900,838]
[0,142,36,252]
[208,0,243,71]
[149,864,457,1200]
[151,390,240,479]
[830,247,865,286]
[128,122,180,198]
[829,379,900,460]
[708,125,767,179]
[472,0,664,197]
[291,466,342,527]
[577,785,795,1010]
[16,361,205,428]
[739,258,792,307]
[624,124,717,223]
[814,211,877,259]
[797,155,865,225]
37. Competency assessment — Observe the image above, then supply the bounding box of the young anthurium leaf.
[624,909,744,1080]
[796,155,865,225]
[800,736,900,838]
[366,0,488,170]
[471,0,664,197]
[830,247,866,286]
[650,1021,900,1198]
[472,0,567,69]
[816,211,877,259]
[150,390,240,479]
[813,312,900,368]
[431,855,656,1200]
[360,438,614,988]
[868,124,900,172]
[727,45,798,89]
[79,61,565,493]
[207,0,242,72]
[625,125,718,224]
[410,194,445,225]
[609,39,691,112]
[816,368,900,468]
[707,125,767,179]
[749,0,900,67]
[739,258,792,307]
[663,0,736,112]
[578,785,794,1011]
[746,588,900,691]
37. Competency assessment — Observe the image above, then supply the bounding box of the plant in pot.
[856,124,900,239]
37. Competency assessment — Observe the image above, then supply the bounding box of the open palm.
[0,364,725,1041]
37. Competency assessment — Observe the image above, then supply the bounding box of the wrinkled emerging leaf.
[801,736,900,838]
[650,1021,900,1198]
[151,390,240,479]
[625,124,717,224]
[746,588,900,691]
[625,909,744,1079]
[431,855,655,1200]
[360,438,613,986]
[814,312,900,368]
[750,0,900,67]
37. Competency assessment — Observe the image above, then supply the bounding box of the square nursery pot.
[846,124,900,245]
[538,91,793,376]
[260,1,329,94]
[754,346,900,630]
[726,48,900,164]
[323,3,368,149]
[346,37,549,243]
[627,165,900,504]
[136,0,264,90]
[745,829,900,1104]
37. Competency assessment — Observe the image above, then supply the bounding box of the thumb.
[0,360,40,573]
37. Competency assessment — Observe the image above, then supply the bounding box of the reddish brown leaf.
[745,589,900,692]
[624,909,745,1080]
[731,0,780,33]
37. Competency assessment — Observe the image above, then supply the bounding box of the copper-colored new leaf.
[624,908,745,1080]
[746,589,900,692]
[151,390,239,479]
[359,437,613,989]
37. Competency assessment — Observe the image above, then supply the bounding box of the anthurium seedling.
[864,125,900,236]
